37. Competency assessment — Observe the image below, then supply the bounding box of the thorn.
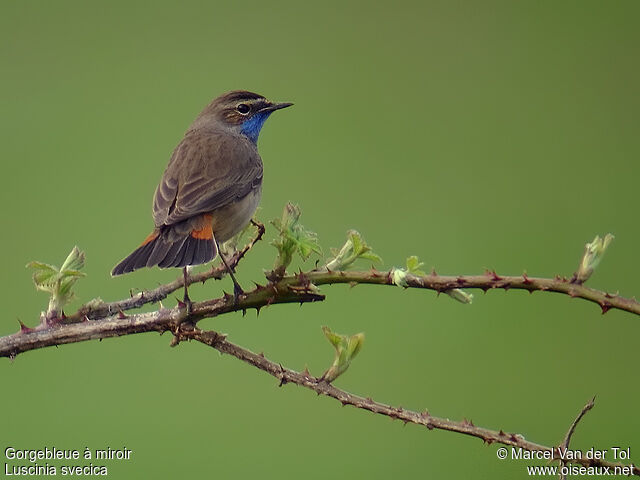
[370,268,380,277]
[117,309,127,319]
[82,315,90,322]
[600,302,612,314]
[17,319,32,333]
[456,276,465,285]
[258,351,265,357]
[522,273,532,285]
[296,270,310,287]
[255,306,261,317]
[499,430,505,436]
[509,434,518,442]
[176,298,186,308]
[483,438,494,445]
[242,309,247,317]
[430,268,438,276]
[348,281,357,289]
[9,351,16,362]
[60,310,67,320]
[486,270,502,281]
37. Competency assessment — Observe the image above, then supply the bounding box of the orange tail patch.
[191,214,213,240]
[140,231,159,246]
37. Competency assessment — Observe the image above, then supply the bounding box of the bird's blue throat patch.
[241,111,273,144]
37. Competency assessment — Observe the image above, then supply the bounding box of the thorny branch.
[176,325,638,476]
[3,221,638,476]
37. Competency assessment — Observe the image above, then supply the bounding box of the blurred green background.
[1,1,638,478]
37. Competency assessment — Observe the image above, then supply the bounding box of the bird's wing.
[152,131,263,227]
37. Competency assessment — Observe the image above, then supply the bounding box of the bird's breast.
[210,183,262,243]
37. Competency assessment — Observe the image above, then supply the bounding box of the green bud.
[391,255,427,287]
[575,234,614,283]
[405,255,426,276]
[27,246,87,319]
[270,203,321,276]
[392,255,472,304]
[446,289,474,304]
[325,230,382,271]
[321,326,365,383]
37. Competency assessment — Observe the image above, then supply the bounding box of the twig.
[303,269,640,316]
[0,282,323,358]
[558,397,596,480]
[4,228,638,475]
[5,265,640,357]
[59,221,265,324]
[175,326,639,477]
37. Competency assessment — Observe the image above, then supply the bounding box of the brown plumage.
[111,91,292,282]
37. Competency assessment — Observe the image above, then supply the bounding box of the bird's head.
[194,90,293,143]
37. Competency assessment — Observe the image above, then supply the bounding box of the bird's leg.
[182,267,193,313]
[214,237,244,302]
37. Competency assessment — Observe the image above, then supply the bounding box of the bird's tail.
[111,222,217,276]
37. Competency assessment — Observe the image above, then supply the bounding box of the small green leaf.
[324,230,382,271]
[27,262,59,292]
[406,255,426,276]
[60,246,85,272]
[270,203,321,275]
[321,325,342,348]
[321,326,365,383]
[27,246,87,319]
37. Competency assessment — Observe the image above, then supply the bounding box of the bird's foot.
[181,291,193,315]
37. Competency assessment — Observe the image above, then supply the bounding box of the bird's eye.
[236,103,250,114]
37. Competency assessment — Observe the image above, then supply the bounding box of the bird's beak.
[261,102,293,113]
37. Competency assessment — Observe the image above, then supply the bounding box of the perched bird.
[111,90,292,303]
